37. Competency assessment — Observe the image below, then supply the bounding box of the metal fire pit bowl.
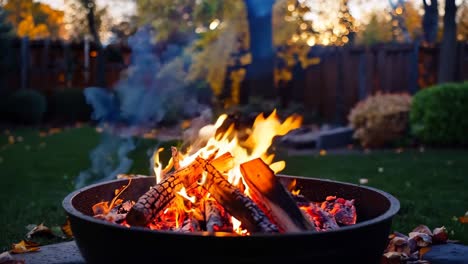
[63,175,399,264]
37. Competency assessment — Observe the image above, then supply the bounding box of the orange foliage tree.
[3,0,66,39]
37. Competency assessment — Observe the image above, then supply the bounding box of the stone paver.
[10,240,468,264]
[12,241,84,264]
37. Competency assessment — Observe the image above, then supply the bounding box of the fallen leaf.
[61,218,73,238]
[359,178,368,184]
[26,223,54,239]
[412,225,433,236]
[419,247,431,259]
[432,226,448,244]
[459,216,468,224]
[10,240,40,254]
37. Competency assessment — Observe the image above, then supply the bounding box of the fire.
[149,110,301,234]
[155,110,301,184]
[92,110,358,235]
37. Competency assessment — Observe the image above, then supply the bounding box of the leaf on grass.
[25,223,54,239]
[458,216,468,224]
[61,217,73,238]
[10,240,40,254]
[0,251,25,264]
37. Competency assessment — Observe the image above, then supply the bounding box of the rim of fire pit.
[63,175,400,237]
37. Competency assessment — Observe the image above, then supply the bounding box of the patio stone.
[423,243,468,264]
[10,240,468,264]
[12,241,84,264]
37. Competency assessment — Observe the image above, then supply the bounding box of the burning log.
[201,162,279,233]
[205,198,233,233]
[126,160,204,226]
[240,158,314,232]
[126,153,234,227]
[178,215,201,233]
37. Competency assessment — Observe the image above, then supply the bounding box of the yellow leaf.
[419,246,431,259]
[459,215,468,224]
[61,217,73,239]
[10,240,40,254]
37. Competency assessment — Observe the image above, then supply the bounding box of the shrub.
[5,89,47,125]
[348,92,412,148]
[48,88,92,123]
[410,82,468,146]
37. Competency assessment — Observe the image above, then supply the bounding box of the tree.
[66,0,111,43]
[422,0,438,45]
[389,0,411,42]
[3,0,66,39]
[66,0,113,87]
[357,12,392,45]
[438,0,458,83]
[242,0,276,103]
[457,3,468,41]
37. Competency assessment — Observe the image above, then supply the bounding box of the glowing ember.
[92,111,357,235]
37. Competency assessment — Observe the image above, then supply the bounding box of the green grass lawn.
[0,126,467,250]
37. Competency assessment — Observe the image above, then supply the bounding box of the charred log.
[205,198,233,233]
[202,162,279,233]
[126,153,233,227]
[126,160,204,226]
[240,158,314,232]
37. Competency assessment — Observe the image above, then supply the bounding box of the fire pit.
[63,111,399,263]
[63,175,399,264]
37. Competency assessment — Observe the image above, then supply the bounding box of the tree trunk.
[83,0,106,87]
[422,0,438,45]
[241,0,276,104]
[438,0,457,84]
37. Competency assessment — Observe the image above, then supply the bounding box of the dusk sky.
[37,0,387,22]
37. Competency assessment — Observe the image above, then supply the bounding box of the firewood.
[205,198,233,233]
[240,158,314,232]
[126,159,205,226]
[201,162,279,233]
[178,215,201,232]
[126,153,234,227]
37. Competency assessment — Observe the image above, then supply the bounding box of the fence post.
[84,36,90,83]
[408,42,419,94]
[42,38,50,92]
[335,47,346,125]
[20,36,29,90]
[358,48,367,100]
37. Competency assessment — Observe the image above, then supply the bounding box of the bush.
[348,92,412,148]
[5,89,47,125]
[410,82,468,146]
[48,88,92,123]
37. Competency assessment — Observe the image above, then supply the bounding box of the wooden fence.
[0,37,131,95]
[1,37,467,123]
[288,42,468,123]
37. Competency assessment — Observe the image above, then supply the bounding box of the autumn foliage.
[3,0,66,39]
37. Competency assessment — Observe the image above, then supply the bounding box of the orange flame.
[150,110,302,234]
